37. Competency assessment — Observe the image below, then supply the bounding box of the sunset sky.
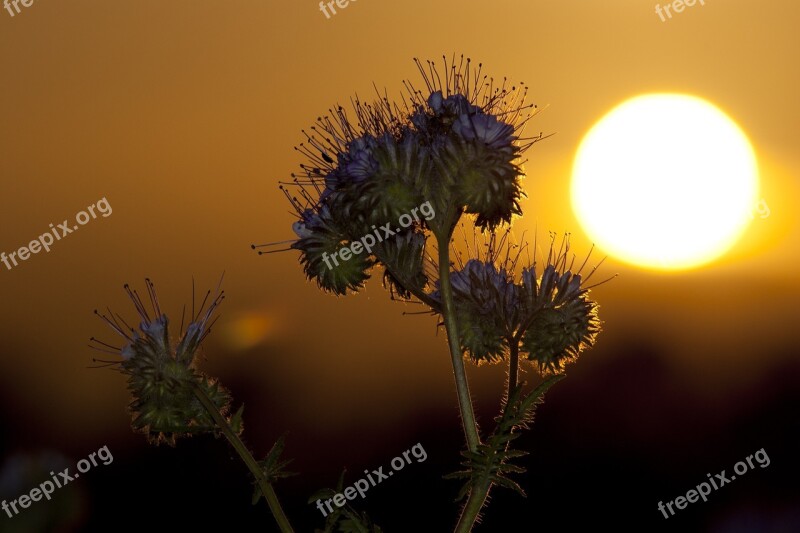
[0,1,798,531]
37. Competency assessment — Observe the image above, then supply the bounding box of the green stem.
[191,383,295,533]
[455,338,522,532]
[453,343,519,533]
[436,237,480,453]
[455,478,491,533]
[507,341,520,397]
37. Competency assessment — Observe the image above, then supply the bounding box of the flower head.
[288,204,374,295]
[91,278,231,445]
[432,230,609,371]
[260,56,545,300]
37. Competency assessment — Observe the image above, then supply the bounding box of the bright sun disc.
[571,94,759,271]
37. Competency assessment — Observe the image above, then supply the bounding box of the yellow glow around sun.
[571,94,760,271]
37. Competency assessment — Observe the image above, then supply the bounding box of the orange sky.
[0,0,798,443]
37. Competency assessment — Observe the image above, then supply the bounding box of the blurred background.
[0,0,798,531]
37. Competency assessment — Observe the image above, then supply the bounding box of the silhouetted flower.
[263,56,545,298]
[91,279,231,444]
[290,205,374,295]
[519,262,597,373]
[433,232,607,370]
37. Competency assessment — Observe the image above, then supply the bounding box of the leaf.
[229,403,245,435]
[253,434,297,504]
[252,485,263,506]
[446,374,565,501]
[259,433,297,482]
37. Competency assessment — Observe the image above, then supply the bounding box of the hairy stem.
[436,231,487,531]
[508,341,520,397]
[455,478,491,533]
[436,237,480,454]
[191,383,295,533]
[453,342,520,533]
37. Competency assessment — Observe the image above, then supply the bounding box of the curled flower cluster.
[434,232,605,373]
[264,56,606,375]
[261,56,543,297]
[91,279,233,445]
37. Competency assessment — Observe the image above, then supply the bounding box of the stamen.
[94,309,133,342]
[89,337,121,351]
[145,278,162,318]
[124,284,151,323]
[88,358,122,369]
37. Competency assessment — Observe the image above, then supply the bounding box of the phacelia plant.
[261,55,609,531]
[96,55,609,533]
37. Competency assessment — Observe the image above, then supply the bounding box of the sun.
[571,94,760,271]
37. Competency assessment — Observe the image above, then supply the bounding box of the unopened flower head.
[259,55,545,299]
[91,278,232,444]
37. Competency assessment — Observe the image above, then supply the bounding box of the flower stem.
[191,382,295,533]
[455,341,523,532]
[455,478,491,533]
[436,237,480,454]
[508,341,520,397]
